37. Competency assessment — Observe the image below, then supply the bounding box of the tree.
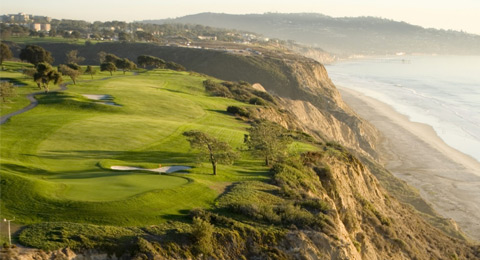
[244,120,292,166]
[116,58,136,74]
[0,82,16,102]
[135,31,154,42]
[19,45,54,65]
[104,53,121,64]
[66,50,85,64]
[49,28,57,37]
[97,51,107,63]
[166,61,186,71]
[0,43,13,65]
[85,65,96,79]
[118,31,130,41]
[33,63,63,92]
[137,55,165,69]
[183,130,238,175]
[100,62,116,76]
[90,33,101,40]
[59,64,81,85]
[71,30,81,39]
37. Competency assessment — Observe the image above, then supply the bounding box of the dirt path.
[0,83,68,125]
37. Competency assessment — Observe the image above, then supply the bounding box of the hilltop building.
[30,23,51,32]
[1,12,51,32]
[198,35,217,41]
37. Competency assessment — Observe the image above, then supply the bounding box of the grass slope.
[1,63,272,226]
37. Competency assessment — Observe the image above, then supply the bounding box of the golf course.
[0,62,287,226]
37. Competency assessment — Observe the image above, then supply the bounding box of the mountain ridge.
[142,12,480,56]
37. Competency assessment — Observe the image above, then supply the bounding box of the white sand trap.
[82,94,111,100]
[111,165,191,174]
[82,94,121,106]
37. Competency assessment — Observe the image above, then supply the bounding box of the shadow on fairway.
[27,150,194,165]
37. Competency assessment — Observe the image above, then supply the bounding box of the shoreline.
[338,86,480,241]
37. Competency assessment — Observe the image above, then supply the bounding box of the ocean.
[325,55,480,164]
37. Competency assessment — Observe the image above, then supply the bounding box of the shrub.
[166,61,186,71]
[191,217,214,256]
[252,90,276,103]
[298,199,330,214]
[249,97,268,106]
[203,80,232,98]
[227,106,250,118]
[227,85,254,102]
[271,162,316,198]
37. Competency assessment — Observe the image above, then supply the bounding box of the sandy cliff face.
[250,58,380,159]
[276,154,478,260]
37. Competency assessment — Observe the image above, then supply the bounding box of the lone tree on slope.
[84,65,96,79]
[59,64,82,85]
[116,58,137,74]
[244,120,292,166]
[183,130,238,175]
[100,62,117,76]
[19,44,54,65]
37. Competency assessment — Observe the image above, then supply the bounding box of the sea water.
[325,55,480,163]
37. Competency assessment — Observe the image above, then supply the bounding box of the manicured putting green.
[48,171,189,202]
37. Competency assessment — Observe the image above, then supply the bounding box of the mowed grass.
[49,172,190,202]
[0,63,271,226]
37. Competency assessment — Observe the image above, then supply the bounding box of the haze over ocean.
[326,56,480,164]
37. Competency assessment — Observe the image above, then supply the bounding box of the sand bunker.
[83,94,110,100]
[82,94,121,106]
[111,165,191,174]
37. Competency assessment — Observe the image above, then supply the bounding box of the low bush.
[166,61,186,71]
[249,97,268,106]
[252,90,276,103]
[297,198,331,214]
[191,217,215,256]
[203,80,232,98]
[226,106,250,118]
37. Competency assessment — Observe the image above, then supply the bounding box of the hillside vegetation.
[1,42,479,259]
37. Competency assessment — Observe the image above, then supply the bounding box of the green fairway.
[48,171,190,202]
[0,62,277,225]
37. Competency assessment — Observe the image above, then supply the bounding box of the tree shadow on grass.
[206,108,231,116]
[1,163,52,176]
[28,150,194,165]
[50,170,142,180]
[163,88,190,95]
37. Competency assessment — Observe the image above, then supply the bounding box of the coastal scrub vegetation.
[203,79,275,105]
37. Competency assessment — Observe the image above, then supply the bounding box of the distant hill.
[142,13,480,56]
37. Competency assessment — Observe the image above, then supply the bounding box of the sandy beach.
[338,87,480,241]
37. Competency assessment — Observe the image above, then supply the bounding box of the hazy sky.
[2,0,480,34]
